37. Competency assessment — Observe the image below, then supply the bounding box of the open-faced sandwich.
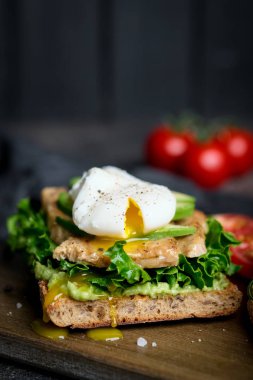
[7,166,242,328]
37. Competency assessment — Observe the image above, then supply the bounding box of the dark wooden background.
[1,0,253,123]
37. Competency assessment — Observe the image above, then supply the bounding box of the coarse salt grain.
[16,303,22,309]
[58,336,65,340]
[6,311,12,316]
[152,341,157,347]
[137,337,147,347]
[198,338,202,342]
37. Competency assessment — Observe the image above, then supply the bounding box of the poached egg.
[70,166,176,239]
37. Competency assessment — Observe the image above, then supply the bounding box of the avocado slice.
[128,224,196,241]
[173,202,195,221]
[172,191,195,204]
[171,191,196,221]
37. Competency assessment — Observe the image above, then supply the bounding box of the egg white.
[70,166,176,238]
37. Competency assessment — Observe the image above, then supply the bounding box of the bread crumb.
[191,340,195,343]
[222,328,226,332]
[137,337,147,347]
[58,336,65,340]
[16,302,23,309]
[152,341,157,347]
[198,338,202,342]
[6,311,12,316]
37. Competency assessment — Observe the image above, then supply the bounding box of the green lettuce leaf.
[59,259,89,277]
[206,217,240,249]
[105,241,151,284]
[7,199,240,294]
[7,198,56,266]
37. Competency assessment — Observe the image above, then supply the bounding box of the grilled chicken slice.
[41,187,72,244]
[53,211,207,269]
[53,236,179,268]
[176,210,207,258]
[53,236,111,267]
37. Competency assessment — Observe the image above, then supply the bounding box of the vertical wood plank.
[18,0,99,119]
[97,0,114,121]
[113,0,192,120]
[204,0,253,119]
[188,0,207,114]
[0,0,21,119]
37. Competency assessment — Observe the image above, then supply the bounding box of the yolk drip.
[89,238,116,251]
[124,198,144,238]
[86,198,145,253]
[89,238,145,255]
[86,327,123,341]
[108,298,117,327]
[31,319,69,340]
[43,280,67,322]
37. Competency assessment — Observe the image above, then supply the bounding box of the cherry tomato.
[215,214,253,278]
[184,141,230,188]
[145,126,194,173]
[216,127,253,176]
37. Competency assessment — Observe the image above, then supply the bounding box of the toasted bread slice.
[41,187,72,244]
[39,280,242,329]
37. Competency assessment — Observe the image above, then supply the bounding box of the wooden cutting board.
[0,248,252,380]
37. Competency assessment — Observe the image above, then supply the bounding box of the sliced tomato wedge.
[214,214,253,278]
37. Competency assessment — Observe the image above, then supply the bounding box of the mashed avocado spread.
[35,261,229,302]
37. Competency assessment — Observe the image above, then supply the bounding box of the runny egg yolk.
[87,198,144,252]
[124,198,144,238]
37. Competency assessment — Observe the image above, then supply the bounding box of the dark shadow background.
[1,0,253,123]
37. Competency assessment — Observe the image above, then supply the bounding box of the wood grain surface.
[0,248,252,380]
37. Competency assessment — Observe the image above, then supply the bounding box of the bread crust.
[41,187,72,244]
[39,280,242,329]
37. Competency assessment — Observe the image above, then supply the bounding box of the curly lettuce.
[7,198,240,294]
[7,198,56,266]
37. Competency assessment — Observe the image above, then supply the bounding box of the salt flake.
[137,337,147,347]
